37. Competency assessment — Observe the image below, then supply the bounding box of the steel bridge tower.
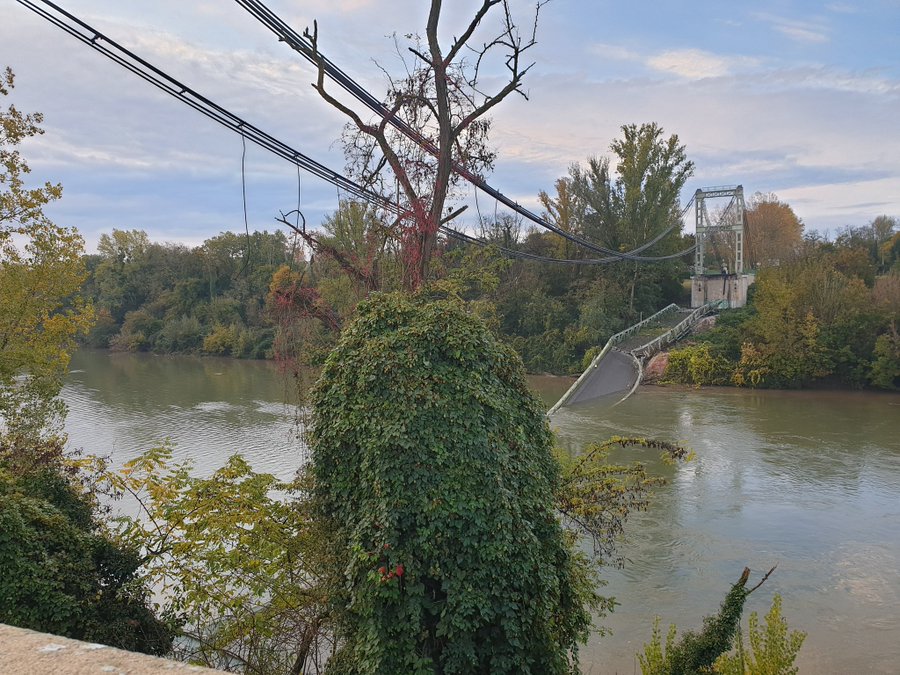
[691,185,754,308]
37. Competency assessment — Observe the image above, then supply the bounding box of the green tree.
[93,229,152,321]
[0,67,93,440]
[0,67,169,654]
[309,293,592,674]
[0,437,172,654]
[571,123,694,315]
[880,230,900,272]
[317,200,393,293]
[869,215,896,272]
[539,177,584,261]
[870,322,900,390]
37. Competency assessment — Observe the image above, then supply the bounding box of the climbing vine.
[309,293,591,674]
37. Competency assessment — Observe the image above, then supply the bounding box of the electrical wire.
[232,0,697,262]
[13,0,396,209]
[15,0,697,267]
[235,133,253,279]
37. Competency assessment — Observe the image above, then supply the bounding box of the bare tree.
[305,0,549,290]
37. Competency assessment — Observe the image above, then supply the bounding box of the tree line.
[665,215,900,390]
[79,200,899,389]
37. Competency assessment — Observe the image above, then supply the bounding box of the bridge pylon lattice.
[691,185,753,309]
[693,185,746,276]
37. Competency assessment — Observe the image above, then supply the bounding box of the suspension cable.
[232,0,696,262]
[14,0,696,266]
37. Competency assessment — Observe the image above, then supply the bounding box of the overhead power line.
[13,0,391,209]
[15,0,695,266]
[232,0,696,262]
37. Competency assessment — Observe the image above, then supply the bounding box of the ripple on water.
[191,400,244,413]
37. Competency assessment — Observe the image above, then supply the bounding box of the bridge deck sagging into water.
[547,301,726,414]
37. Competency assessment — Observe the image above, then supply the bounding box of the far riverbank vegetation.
[80,207,900,390]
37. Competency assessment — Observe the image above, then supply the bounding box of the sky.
[2,0,899,252]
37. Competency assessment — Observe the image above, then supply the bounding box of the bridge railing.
[630,300,727,360]
[547,301,729,415]
[546,303,679,416]
[606,303,680,349]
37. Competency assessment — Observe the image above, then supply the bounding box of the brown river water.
[63,350,900,673]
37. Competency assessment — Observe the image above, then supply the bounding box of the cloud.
[489,57,900,231]
[589,43,761,82]
[826,3,858,14]
[5,0,899,248]
[589,43,641,63]
[646,49,755,80]
[766,67,900,97]
[753,12,830,44]
[290,0,375,13]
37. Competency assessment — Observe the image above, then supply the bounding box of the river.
[62,349,900,673]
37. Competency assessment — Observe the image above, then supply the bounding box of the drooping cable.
[443,227,697,266]
[235,133,253,279]
[232,0,696,262]
[13,0,397,211]
[14,0,694,267]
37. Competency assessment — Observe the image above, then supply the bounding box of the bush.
[110,309,161,352]
[202,323,240,356]
[639,570,756,675]
[82,308,120,348]
[715,594,806,675]
[202,324,273,359]
[155,315,204,353]
[0,442,172,654]
[310,293,590,674]
[663,344,733,386]
[870,324,900,390]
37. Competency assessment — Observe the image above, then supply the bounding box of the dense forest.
[665,217,900,390]
[79,207,900,388]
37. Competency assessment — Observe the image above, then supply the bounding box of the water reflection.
[64,350,304,479]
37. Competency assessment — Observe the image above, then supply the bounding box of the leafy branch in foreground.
[1,66,94,441]
[638,566,785,675]
[555,436,692,568]
[99,443,333,673]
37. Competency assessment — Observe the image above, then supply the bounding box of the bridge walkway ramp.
[547,301,725,415]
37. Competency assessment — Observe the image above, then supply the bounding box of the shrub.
[202,323,240,356]
[663,344,733,386]
[869,323,900,390]
[0,441,172,654]
[715,594,806,675]
[155,315,204,353]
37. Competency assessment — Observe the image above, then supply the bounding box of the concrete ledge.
[0,623,224,674]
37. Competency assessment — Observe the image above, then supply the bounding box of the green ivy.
[310,293,590,674]
[715,594,806,675]
[638,570,755,675]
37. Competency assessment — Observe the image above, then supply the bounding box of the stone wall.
[691,273,754,309]
[0,623,225,674]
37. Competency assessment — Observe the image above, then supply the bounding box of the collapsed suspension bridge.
[15,0,752,410]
